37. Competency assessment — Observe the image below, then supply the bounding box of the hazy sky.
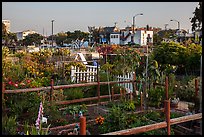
[2,2,199,36]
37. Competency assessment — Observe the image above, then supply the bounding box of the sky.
[2,2,199,36]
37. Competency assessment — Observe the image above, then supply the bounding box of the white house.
[16,30,37,40]
[134,30,153,46]
[109,27,153,46]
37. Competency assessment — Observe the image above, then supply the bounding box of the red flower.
[8,81,13,85]
[26,79,31,84]
[14,83,18,88]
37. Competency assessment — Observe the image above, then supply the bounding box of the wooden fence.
[2,77,201,135]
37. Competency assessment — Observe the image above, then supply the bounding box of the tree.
[2,23,7,39]
[152,42,202,75]
[23,33,43,46]
[191,2,202,31]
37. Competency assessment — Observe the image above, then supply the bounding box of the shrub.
[63,87,84,100]
[2,115,17,135]
[147,87,165,108]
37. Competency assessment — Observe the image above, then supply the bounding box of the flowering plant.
[95,116,104,125]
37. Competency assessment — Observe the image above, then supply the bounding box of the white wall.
[134,30,153,46]
[110,34,120,45]
[16,30,36,40]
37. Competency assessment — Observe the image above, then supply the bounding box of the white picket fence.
[71,65,98,83]
[116,72,134,93]
[71,65,134,93]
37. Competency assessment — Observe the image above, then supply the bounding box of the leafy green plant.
[121,100,135,111]
[5,92,41,123]
[147,87,165,108]
[175,77,200,102]
[63,104,88,118]
[63,87,84,100]
[2,115,17,135]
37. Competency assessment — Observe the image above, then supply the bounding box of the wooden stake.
[165,77,168,100]
[165,100,171,135]
[80,116,86,135]
[50,79,54,102]
[111,86,114,101]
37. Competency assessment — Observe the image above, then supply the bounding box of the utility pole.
[51,20,54,47]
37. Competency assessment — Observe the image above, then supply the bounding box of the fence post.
[2,82,5,110]
[111,86,114,101]
[120,88,122,100]
[140,91,143,111]
[80,116,86,135]
[165,100,171,135]
[130,92,133,101]
[97,61,100,104]
[50,79,54,103]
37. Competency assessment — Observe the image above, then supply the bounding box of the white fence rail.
[71,65,134,93]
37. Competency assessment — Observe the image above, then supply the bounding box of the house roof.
[103,26,120,33]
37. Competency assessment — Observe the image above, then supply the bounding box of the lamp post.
[51,20,54,47]
[132,13,143,43]
[170,19,180,30]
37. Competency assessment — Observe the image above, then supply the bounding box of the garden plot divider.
[2,77,202,135]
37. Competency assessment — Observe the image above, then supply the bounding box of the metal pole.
[132,16,135,43]
[51,20,54,47]
[145,41,149,105]
[132,13,143,44]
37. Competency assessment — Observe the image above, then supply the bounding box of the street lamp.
[132,13,143,43]
[51,20,54,47]
[170,19,180,30]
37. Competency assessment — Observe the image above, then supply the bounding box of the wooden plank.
[103,122,167,135]
[4,80,140,94]
[4,86,51,93]
[170,113,202,125]
[102,113,202,135]
[52,94,121,106]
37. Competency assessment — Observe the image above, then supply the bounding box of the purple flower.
[35,102,44,130]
